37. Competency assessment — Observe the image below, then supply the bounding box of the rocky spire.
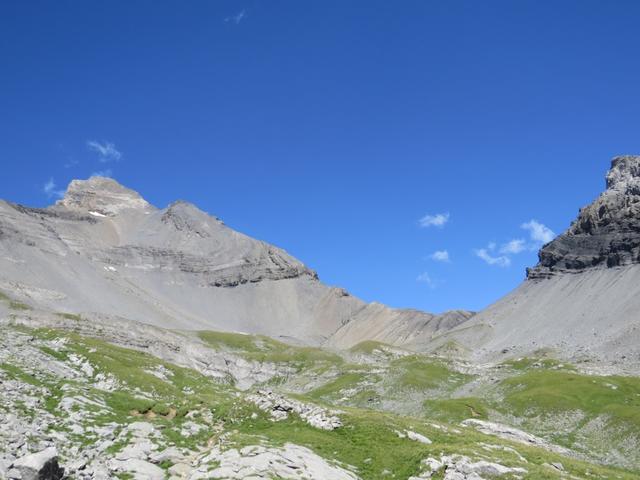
[528,155,640,279]
[55,177,153,216]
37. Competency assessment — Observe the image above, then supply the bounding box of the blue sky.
[1,1,639,313]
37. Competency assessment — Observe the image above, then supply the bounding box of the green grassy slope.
[3,326,638,479]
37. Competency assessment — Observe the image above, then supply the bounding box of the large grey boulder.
[11,448,64,480]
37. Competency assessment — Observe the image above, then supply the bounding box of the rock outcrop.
[246,389,343,430]
[461,419,571,456]
[55,177,152,216]
[205,444,360,480]
[11,448,64,480]
[528,155,640,279]
[409,454,527,479]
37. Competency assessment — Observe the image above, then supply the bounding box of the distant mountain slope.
[0,177,470,345]
[433,155,640,367]
[325,303,474,350]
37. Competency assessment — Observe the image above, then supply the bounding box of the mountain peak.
[528,155,640,279]
[56,176,153,216]
[606,155,640,192]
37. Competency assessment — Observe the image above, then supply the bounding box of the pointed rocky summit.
[56,176,153,216]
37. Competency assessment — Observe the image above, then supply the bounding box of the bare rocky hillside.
[0,177,470,346]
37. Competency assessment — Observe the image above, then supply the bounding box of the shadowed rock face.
[528,155,640,279]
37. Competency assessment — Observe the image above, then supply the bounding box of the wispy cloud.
[475,220,554,268]
[416,271,437,288]
[43,178,65,199]
[87,140,122,163]
[521,220,555,245]
[64,157,79,169]
[429,250,450,262]
[474,247,511,267]
[225,9,246,24]
[499,238,526,255]
[90,169,113,178]
[419,212,449,228]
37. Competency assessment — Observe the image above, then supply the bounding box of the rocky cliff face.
[528,155,640,279]
[55,177,153,216]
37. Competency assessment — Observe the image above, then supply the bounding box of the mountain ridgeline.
[1,156,640,368]
[0,176,470,347]
[2,156,640,479]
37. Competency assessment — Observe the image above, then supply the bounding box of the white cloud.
[521,220,555,244]
[64,157,79,168]
[419,212,449,228]
[225,9,246,24]
[43,178,65,199]
[474,248,511,267]
[416,271,437,288]
[90,169,113,178]
[87,140,122,163]
[43,178,55,196]
[499,238,526,255]
[429,250,450,262]
[475,220,554,269]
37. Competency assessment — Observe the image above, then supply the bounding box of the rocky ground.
[1,309,639,479]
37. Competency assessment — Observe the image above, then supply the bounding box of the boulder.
[12,448,64,480]
[108,458,165,480]
[407,431,432,445]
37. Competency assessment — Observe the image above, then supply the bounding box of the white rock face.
[247,389,343,430]
[107,458,165,480]
[410,454,527,479]
[204,444,360,480]
[57,177,152,216]
[461,419,571,456]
